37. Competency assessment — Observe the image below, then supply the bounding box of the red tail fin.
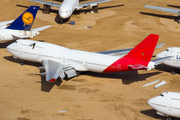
[126,34,159,62]
[103,34,159,73]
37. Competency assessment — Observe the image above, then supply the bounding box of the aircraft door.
[168,104,172,111]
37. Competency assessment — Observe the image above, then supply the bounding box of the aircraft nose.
[6,44,12,53]
[6,42,16,55]
[59,12,70,19]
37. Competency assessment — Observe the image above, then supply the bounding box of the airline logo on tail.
[6,6,39,31]
[22,12,34,26]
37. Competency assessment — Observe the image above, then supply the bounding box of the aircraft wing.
[0,20,14,28]
[42,59,77,82]
[31,25,51,32]
[151,56,174,65]
[29,0,61,8]
[144,5,180,14]
[97,43,165,55]
[76,0,111,9]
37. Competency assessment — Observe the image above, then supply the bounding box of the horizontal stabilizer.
[0,20,14,28]
[155,43,165,48]
[128,64,147,69]
[144,5,180,14]
[151,56,173,66]
[31,25,51,32]
[97,43,164,55]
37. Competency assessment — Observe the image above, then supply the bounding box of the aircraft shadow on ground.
[83,71,162,85]
[155,64,173,73]
[4,56,64,92]
[140,12,178,20]
[140,109,179,120]
[0,41,14,49]
[36,69,62,92]
[140,109,165,120]
[167,5,180,9]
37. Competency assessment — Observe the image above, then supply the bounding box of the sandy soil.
[1,0,180,120]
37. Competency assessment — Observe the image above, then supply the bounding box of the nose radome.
[6,44,12,52]
[59,13,70,19]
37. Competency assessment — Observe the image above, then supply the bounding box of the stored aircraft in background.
[28,0,111,19]
[156,47,180,74]
[144,5,180,23]
[7,34,170,82]
[0,6,51,43]
[148,92,180,120]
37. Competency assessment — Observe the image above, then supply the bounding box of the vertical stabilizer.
[103,34,160,72]
[126,34,159,63]
[6,6,40,31]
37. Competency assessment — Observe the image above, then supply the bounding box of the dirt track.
[1,0,180,120]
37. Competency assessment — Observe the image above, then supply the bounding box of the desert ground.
[1,0,180,120]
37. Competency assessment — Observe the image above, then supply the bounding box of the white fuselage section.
[59,0,79,19]
[0,29,39,42]
[156,47,180,69]
[7,40,121,73]
[148,92,180,118]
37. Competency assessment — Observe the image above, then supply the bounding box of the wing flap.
[0,20,14,28]
[42,59,77,82]
[144,5,180,14]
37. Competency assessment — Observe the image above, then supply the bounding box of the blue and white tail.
[6,6,40,31]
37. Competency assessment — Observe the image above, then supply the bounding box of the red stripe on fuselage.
[103,55,148,73]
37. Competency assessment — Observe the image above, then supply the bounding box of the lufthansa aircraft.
[0,6,51,43]
[156,47,180,74]
[6,34,170,82]
[148,92,180,120]
[28,0,111,19]
[144,5,180,23]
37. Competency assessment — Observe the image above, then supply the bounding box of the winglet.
[6,6,40,31]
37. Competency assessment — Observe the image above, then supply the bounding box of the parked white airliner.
[0,6,51,43]
[148,92,180,120]
[6,34,170,82]
[156,47,180,74]
[144,5,180,23]
[28,0,111,19]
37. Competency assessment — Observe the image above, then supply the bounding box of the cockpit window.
[166,49,169,51]
[159,94,164,97]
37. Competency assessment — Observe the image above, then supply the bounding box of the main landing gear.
[43,4,51,14]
